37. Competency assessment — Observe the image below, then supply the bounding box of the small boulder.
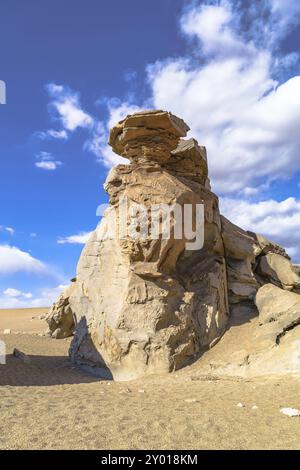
[257,253,300,291]
[255,283,300,325]
[45,285,76,339]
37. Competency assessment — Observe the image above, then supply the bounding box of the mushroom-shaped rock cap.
[109,110,190,164]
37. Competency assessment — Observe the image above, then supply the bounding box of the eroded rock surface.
[66,111,229,380]
[46,285,76,339]
[47,109,300,380]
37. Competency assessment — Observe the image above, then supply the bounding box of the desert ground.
[0,308,300,450]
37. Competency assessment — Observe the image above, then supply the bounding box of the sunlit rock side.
[47,110,300,380]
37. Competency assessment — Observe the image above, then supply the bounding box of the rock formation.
[46,284,76,339]
[47,109,300,380]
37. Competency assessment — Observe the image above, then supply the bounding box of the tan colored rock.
[293,265,300,276]
[46,285,76,339]
[69,176,228,379]
[257,253,300,291]
[255,283,300,325]
[49,108,300,382]
[108,110,189,164]
[221,216,260,261]
[252,233,290,259]
[65,110,229,380]
[221,217,300,307]
[220,217,259,306]
[166,138,208,185]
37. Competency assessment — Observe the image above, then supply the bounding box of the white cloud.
[37,129,68,140]
[57,231,93,245]
[35,151,62,171]
[270,0,300,32]
[3,288,33,299]
[138,0,300,195]
[180,2,252,59]
[0,245,47,275]
[0,284,68,309]
[36,2,300,195]
[221,196,300,262]
[0,226,14,235]
[46,83,93,132]
[35,160,62,171]
[85,101,141,167]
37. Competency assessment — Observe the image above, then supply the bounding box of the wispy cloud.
[35,151,62,171]
[57,231,93,245]
[0,226,14,235]
[36,129,68,141]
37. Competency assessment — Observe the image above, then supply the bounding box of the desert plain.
[0,307,300,450]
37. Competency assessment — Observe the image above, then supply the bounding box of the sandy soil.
[0,308,300,450]
[0,308,49,334]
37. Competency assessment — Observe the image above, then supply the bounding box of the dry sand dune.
[0,308,300,450]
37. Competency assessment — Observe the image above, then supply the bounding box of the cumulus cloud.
[83,1,299,196]
[3,288,33,299]
[144,1,300,195]
[221,196,300,262]
[57,231,93,244]
[0,284,68,309]
[0,245,47,275]
[46,83,93,132]
[35,160,62,171]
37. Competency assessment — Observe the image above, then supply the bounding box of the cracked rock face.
[61,110,229,380]
[47,109,300,380]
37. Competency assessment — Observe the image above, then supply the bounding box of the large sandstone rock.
[47,109,300,381]
[62,110,229,380]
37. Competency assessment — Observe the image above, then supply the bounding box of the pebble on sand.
[237,403,245,408]
[3,329,11,335]
[280,408,300,417]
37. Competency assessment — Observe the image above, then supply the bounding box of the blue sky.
[0,0,300,307]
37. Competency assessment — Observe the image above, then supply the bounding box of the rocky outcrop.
[46,285,75,339]
[47,109,300,380]
[220,217,259,306]
[65,110,229,381]
[256,283,300,327]
[220,219,300,309]
[256,253,300,291]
